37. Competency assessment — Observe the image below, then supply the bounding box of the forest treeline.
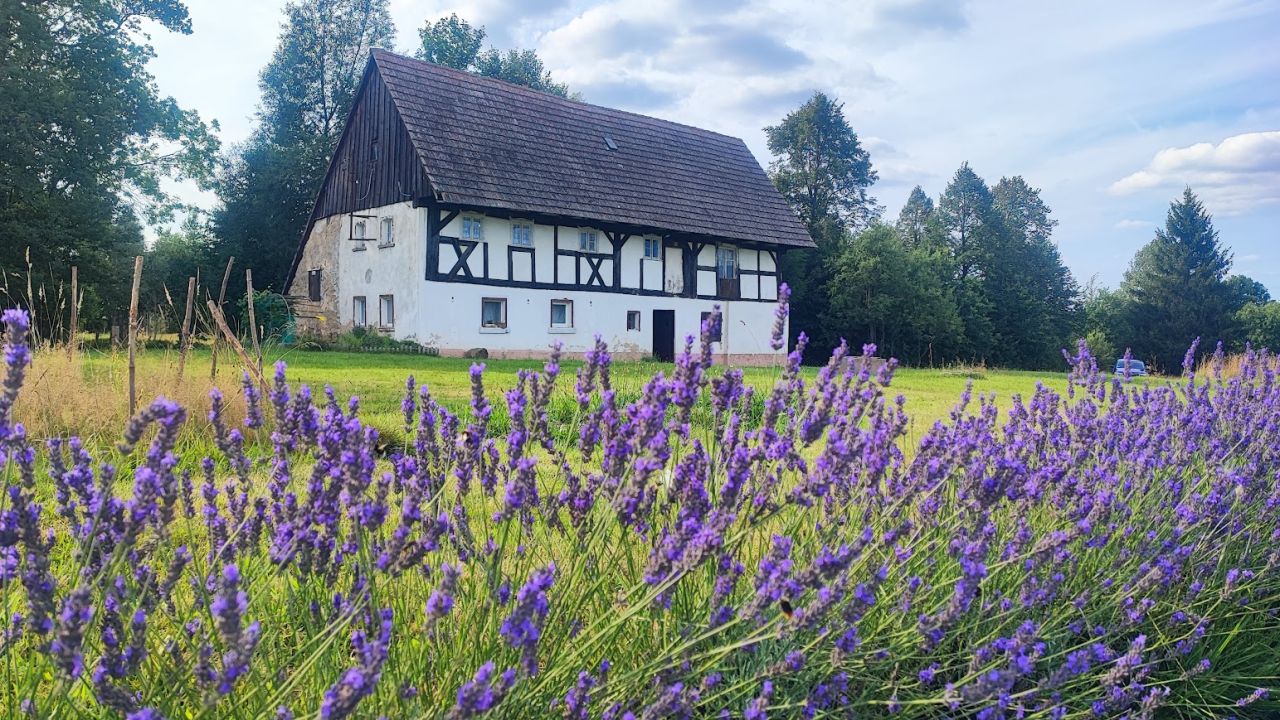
[2,0,1274,371]
[767,94,1276,371]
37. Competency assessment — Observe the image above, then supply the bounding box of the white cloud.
[1114,219,1151,229]
[1110,131,1280,213]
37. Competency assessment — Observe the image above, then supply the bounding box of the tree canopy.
[0,0,218,333]
[415,14,569,98]
[1118,188,1235,372]
[212,0,395,294]
[764,93,1084,369]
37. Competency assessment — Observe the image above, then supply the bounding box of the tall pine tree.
[895,186,935,248]
[936,163,999,360]
[1120,188,1234,372]
[213,0,394,292]
[990,176,1079,368]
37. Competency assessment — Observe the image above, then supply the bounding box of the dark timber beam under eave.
[606,231,630,288]
[433,201,799,256]
[425,207,460,280]
[423,197,437,281]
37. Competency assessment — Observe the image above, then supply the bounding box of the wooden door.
[652,310,675,362]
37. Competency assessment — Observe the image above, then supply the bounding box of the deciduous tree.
[414,14,569,97]
[766,92,879,354]
[824,224,962,365]
[0,0,217,334]
[213,0,394,292]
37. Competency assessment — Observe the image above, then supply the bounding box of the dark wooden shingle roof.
[370,49,813,248]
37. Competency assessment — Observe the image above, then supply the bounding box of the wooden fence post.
[245,269,263,376]
[128,255,143,416]
[210,256,234,380]
[67,265,78,359]
[177,276,196,381]
[206,300,269,396]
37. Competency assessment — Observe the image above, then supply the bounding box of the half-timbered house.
[285,49,813,363]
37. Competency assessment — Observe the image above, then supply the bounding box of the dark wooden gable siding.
[313,68,432,220]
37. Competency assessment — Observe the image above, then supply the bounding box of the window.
[307,269,322,302]
[352,296,367,326]
[550,299,573,329]
[701,311,722,342]
[715,247,738,279]
[511,222,533,247]
[627,311,641,331]
[379,218,395,248]
[462,216,484,241]
[579,231,598,252]
[353,220,367,251]
[643,237,661,260]
[481,298,507,328]
[379,295,394,328]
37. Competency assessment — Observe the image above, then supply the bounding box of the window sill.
[352,244,367,252]
[548,327,576,334]
[479,326,508,334]
[378,242,395,249]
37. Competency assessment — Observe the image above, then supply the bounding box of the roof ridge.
[369,48,748,146]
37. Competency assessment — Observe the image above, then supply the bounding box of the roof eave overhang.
[427,197,815,251]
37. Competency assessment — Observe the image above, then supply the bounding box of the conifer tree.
[1120,188,1234,371]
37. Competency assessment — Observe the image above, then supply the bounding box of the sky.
[147,0,1280,292]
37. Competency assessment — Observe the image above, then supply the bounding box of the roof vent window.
[603,134,618,151]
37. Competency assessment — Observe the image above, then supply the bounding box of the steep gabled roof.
[369,49,813,248]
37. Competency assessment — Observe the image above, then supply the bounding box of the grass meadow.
[3,312,1277,720]
[17,342,1066,454]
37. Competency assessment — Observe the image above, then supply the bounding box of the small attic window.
[603,134,618,151]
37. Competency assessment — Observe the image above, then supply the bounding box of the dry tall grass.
[16,347,247,445]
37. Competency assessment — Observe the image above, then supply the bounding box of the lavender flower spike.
[448,661,517,719]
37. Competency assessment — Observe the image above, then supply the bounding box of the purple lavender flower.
[208,564,261,695]
[50,587,93,679]
[500,564,555,675]
[426,563,461,625]
[321,608,393,720]
[242,371,264,429]
[448,661,517,719]
[769,283,791,351]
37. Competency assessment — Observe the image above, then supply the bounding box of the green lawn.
[40,343,1076,452]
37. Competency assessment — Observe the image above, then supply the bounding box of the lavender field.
[1,297,1278,719]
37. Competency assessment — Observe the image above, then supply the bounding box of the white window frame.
[511,222,533,247]
[579,231,598,253]
[643,237,661,260]
[353,220,368,252]
[352,296,367,326]
[378,294,395,328]
[481,297,507,329]
[379,218,395,248]
[550,299,574,330]
[462,216,485,241]
[716,246,738,279]
[626,310,641,331]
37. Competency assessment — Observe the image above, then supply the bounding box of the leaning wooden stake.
[128,255,143,416]
[245,269,263,376]
[210,255,234,379]
[206,300,269,395]
[177,276,196,381]
[67,265,79,359]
